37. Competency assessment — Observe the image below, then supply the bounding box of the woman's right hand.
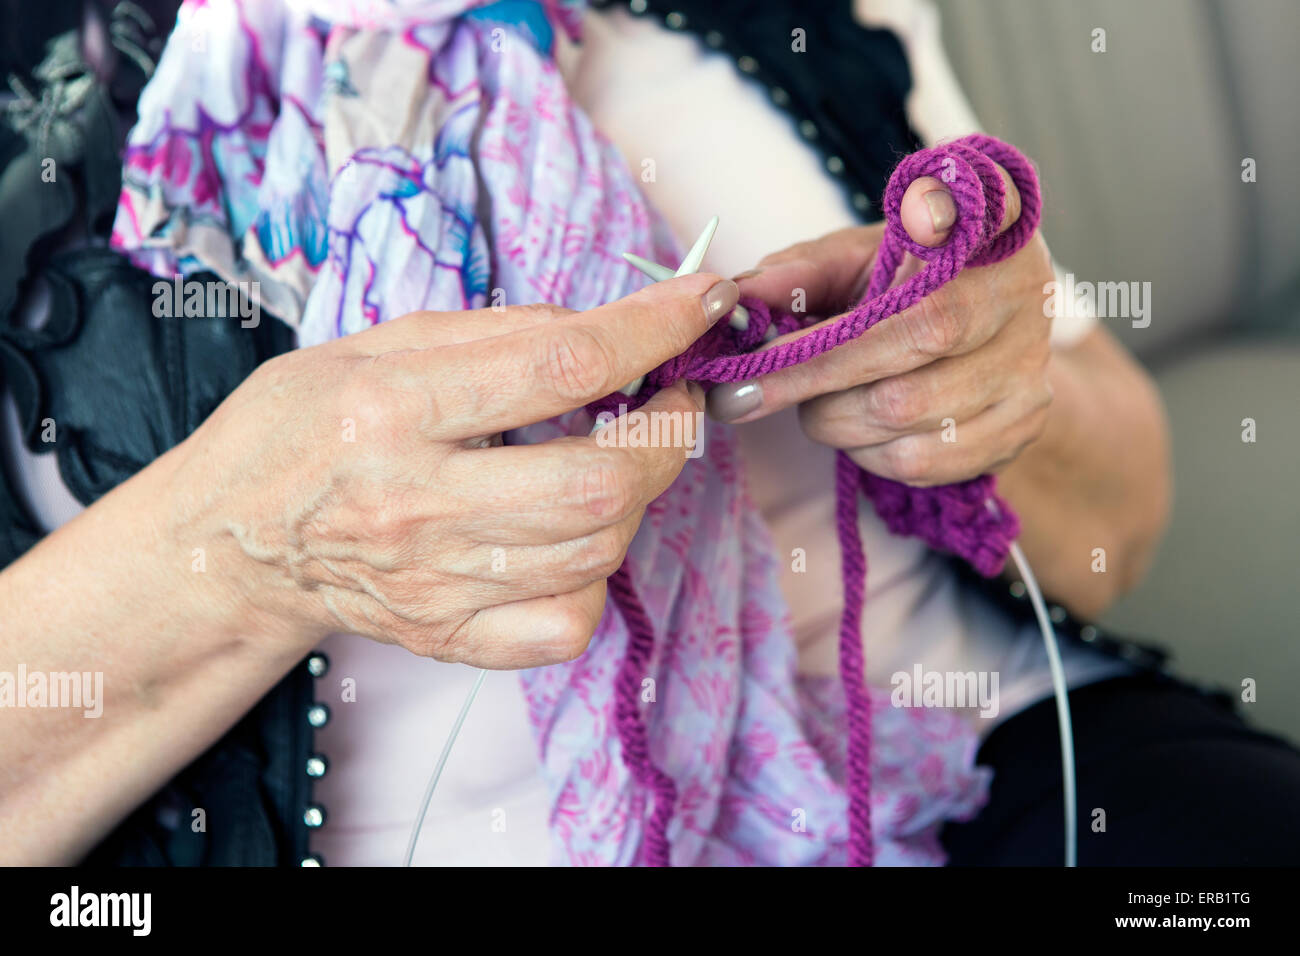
[166,274,738,669]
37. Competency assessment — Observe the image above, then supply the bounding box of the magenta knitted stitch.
[593,134,1041,866]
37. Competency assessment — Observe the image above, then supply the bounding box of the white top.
[0,0,1122,868]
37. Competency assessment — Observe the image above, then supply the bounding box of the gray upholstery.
[934,0,1300,737]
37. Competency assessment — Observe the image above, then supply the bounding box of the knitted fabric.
[593,133,1041,865]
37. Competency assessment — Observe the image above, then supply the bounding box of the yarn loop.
[598,134,1043,866]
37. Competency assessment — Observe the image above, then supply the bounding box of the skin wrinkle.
[7,27,743,857]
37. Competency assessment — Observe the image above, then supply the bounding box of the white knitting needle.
[622,217,751,332]
[617,217,758,398]
[675,214,719,276]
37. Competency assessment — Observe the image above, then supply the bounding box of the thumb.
[900,161,1022,249]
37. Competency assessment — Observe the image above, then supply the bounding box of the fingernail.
[924,190,956,233]
[702,279,739,328]
[706,381,762,422]
[732,268,764,281]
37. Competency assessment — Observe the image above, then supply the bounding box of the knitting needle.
[622,217,751,332]
[617,216,756,398]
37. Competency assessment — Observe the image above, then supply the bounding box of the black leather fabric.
[2,250,294,506]
[0,2,311,866]
[0,249,306,866]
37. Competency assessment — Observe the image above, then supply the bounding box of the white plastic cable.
[399,543,1079,868]
[402,667,488,867]
[1008,540,1078,867]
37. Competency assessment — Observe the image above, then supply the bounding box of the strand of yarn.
[609,560,678,866]
[601,134,1041,866]
[835,450,873,865]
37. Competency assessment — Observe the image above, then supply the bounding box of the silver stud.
[770,86,790,107]
[1079,625,1099,643]
[300,855,323,867]
[852,192,871,213]
[704,30,724,48]
[1009,581,1027,599]
[304,805,326,828]
[665,12,686,29]
[306,754,329,778]
[826,156,845,176]
[798,119,818,140]
[306,653,329,678]
[1049,606,1067,624]
[629,0,648,13]
[307,704,330,728]
[737,55,758,74]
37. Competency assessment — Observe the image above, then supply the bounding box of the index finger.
[431,273,737,439]
[707,268,992,423]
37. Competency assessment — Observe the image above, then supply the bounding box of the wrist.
[148,437,326,663]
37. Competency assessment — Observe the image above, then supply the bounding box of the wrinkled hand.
[168,275,738,668]
[709,164,1055,487]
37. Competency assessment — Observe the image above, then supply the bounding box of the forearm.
[995,327,1171,618]
[0,442,315,864]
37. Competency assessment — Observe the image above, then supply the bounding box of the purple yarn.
[596,134,1041,866]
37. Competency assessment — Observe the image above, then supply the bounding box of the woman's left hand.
[708,163,1056,487]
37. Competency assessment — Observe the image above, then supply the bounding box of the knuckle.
[545,603,598,662]
[576,529,627,580]
[578,455,635,521]
[336,371,390,439]
[540,325,615,403]
[867,378,921,430]
[366,497,414,553]
[321,482,413,563]
[882,438,933,485]
[909,294,964,357]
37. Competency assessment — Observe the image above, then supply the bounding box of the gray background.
[935,0,1300,738]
